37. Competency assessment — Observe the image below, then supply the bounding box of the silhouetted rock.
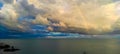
[0,43,20,52]
[4,48,20,52]
[83,51,87,54]
[0,43,10,49]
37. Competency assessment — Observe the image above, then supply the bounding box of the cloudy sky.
[0,0,120,36]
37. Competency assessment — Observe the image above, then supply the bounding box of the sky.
[0,0,120,38]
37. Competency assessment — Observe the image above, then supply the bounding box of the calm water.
[0,38,120,54]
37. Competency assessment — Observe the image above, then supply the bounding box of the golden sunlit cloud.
[0,0,120,34]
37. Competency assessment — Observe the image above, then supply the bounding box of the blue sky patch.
[0,2,3,9]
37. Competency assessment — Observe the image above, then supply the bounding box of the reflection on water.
[0,38,120,54]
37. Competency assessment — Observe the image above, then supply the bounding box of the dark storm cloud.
[0,0,14,4]
[15,0,47,17]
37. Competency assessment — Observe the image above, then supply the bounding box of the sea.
[0,38,120,54]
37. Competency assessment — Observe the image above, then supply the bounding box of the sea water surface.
[0,38,120,54]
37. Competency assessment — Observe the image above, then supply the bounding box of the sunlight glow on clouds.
[0,0,120,34]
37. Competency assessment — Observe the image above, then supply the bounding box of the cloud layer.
[0,0,120,34]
